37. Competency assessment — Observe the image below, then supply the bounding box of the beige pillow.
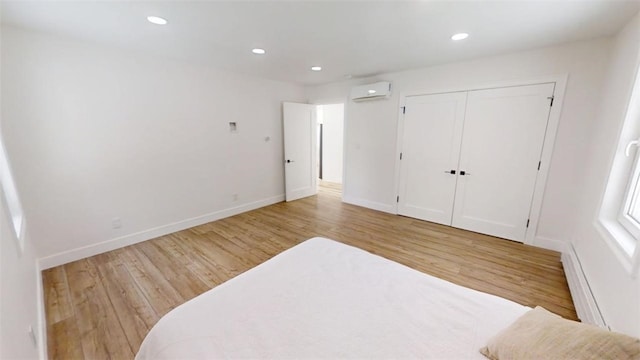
[480,306,640,360]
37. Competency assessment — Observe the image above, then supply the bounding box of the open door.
[283,102,317,201]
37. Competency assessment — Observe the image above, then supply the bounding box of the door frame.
[394,74,568,246]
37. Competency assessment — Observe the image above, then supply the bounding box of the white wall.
[1,22,43,359]
[570,13,640,337]
[319,104,344,184]
[0,87,42,358]
[307,37,612,244]
[1,26,306,265]
[0,185,41,359]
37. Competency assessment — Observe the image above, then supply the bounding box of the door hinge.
[537,161,541,170]
[526,219,530,228]
[402,106,406,114]
[397,195,399,203]
[548,96,554,107]
[400,152,403,160]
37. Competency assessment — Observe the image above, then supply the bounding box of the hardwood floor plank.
[43,183,577,359]
[118,247,184,318]
[95,260,158,351]
[47,318,84,360]
[65,259,134,359]
[163,234,228,288]
[42,267,74,325]
[136,240,209,301]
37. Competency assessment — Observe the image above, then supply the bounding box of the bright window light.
[0,140,25,251]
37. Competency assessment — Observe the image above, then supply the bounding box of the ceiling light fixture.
[368,90,377,94]
[311,66,322,71]
[252,48,266,55]
[451,33,469,41]
[147,16,168,25]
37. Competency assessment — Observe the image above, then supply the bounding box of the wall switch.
[111,217,122,229]
[229,122,237,132]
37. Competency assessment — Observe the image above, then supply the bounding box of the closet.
[397,83,555,242]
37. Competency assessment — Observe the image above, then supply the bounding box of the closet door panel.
[451,83,555,241]
[398,92,466,225]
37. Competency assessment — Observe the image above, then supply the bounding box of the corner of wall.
[533,236,569,253]
[533,236,607,328]
[561,243,607,328]
[342,195,396,215]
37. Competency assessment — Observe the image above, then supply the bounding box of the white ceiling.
[2,1,639,85]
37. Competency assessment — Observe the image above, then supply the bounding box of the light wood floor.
[43,183,576,359]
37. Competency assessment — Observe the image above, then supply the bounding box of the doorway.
[316,104,344,196]
[282,102,344,201]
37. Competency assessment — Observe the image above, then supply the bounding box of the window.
[619,139,640,254]
[598,64,640,273]
[0,139,25,252]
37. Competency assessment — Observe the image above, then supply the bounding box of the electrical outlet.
[27,325,37,348]
[232,194,238,202]
[111,217,122,229]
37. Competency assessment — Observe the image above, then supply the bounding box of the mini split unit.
[350,81,392,102]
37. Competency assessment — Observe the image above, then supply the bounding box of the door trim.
[394,74,568,246]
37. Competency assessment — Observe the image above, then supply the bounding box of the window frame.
[598,62,640,276]
[619,146,640,242]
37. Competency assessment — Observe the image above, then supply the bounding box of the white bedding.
[136,237,529,359]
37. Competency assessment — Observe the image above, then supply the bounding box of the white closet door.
[452,83,555,241]
[398,92,467,225]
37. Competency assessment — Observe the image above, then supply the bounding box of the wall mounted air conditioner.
[350,81,391,102]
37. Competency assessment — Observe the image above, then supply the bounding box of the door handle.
[444,170,456,174]
[286,159,295,163]
[460,170,470,176]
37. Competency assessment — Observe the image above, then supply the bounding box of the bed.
[136,237,530,359]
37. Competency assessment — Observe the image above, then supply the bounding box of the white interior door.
[451,83,555,241]
[398,92,467,225]
[283,102,317,202]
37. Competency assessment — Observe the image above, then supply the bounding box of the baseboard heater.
[561,244,607,328]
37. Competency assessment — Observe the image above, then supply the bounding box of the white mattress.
[136,237,529,359]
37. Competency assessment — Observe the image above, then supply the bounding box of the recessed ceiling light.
[451,33,469,41]
[147,16,168,25]
[252,48,266,55]
[311,66,322,71]
[368,90,377,94]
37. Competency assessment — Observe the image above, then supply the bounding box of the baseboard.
[342,195,397,214]
[38,194,285,270]
[562,244,607,328]
[532,236,569,253]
